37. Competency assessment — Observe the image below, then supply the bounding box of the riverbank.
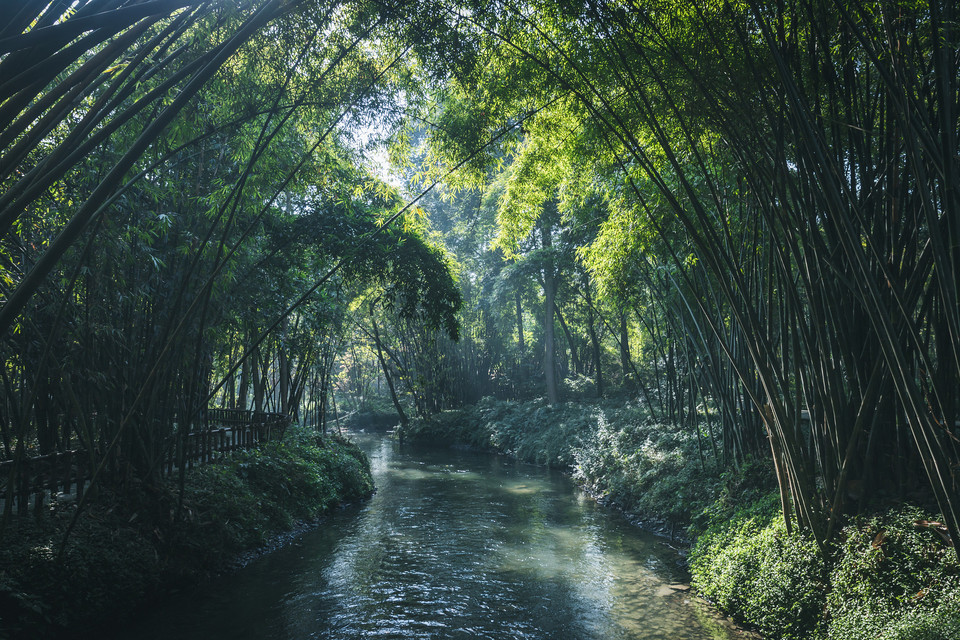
[400,397,960,640]
[0,427,374,639]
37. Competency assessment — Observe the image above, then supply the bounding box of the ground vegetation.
[0,426,373,639]
[404,399,959,639]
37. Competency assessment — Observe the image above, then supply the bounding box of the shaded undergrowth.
[0,427,374,639]
[692,500,960,640]
[401,396,744,532]
[403,397,960,640]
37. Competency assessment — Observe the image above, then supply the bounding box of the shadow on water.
[109,430,741,640]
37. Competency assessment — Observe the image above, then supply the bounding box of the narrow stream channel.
[111,430,739,640]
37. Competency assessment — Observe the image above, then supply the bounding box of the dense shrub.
[571,409,726,526]
[0,501,161,637]
[0,427,373,639]
[402,405,493,451]
[826,507,960,640]
[407,396,960,640]
[690,498,960,640]
[687,455,777,538]
[405,397,730,527]
[169,429,374,568]
[690,493,826,639]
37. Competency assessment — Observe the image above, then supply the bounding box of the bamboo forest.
[1,1,958,638]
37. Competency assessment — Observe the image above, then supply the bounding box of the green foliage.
[404,397,596,467]
[179,462,273,552]
[560,374,598,399]
[826,509,960,640]
[0,428,373,638]
[690,494,826,639]
[404,396,729,525]
[305,204,463,340]
[826,584,960,640]
[0,504,161,637]
[176,427,374,561]
[688,455,778,538]
[343,393,403,428]
[571,408,724,525]
[689,499,960,640]
[402,408,485,448]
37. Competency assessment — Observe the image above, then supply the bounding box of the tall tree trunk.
[555,307,583,375]
[619,308,631,382]
[226,360,236,410]
[238,342,249,411]
[585,278,604,398]
[541,221,560,405]
[252,346,264,414]
[279,348,289,416]
[515,290,525,354]
[372,319,408,426]
[318,369,328,434]
[515,290,527,384]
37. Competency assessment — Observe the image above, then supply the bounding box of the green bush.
[689,494,826,639]
[689,498,960,640]
[571,408,726,525]
[688,455,776,538]
[404,397,598,467]
[179,461,272,553]
[405,397,733,528]
[826,507,960,640]
[826,586,960,640]
[176,428,374,559]
[403,407,490,449]
[343,395,403,428]
[0,426,374,639]
[0,505,161,637]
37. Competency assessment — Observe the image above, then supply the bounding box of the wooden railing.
[0,449,88,517]
[171,409,289,472]
[0,409,289,517]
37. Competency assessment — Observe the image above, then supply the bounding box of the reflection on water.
[111,432,737,640]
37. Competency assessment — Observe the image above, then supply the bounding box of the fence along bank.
[0,408,288,518]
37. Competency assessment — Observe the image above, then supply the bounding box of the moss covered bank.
[401,398,960,640]
[0,427,373,639]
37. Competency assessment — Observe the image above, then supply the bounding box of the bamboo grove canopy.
[1,0,958,559]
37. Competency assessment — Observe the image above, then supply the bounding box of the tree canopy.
[2,0,958,562]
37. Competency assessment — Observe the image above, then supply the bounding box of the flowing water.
[112,431,738,640]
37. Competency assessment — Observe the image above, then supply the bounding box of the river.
[112,430,739,639]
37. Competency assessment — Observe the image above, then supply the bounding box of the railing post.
[64,451,72,497]
[33,456,45,515]
[76,453,85,502]
[18,457,29,516]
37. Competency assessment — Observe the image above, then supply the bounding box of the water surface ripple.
[113,432,736,640]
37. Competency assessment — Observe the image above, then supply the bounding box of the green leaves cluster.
[691,501,960,640]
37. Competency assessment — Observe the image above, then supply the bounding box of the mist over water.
[112,431,737,640]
